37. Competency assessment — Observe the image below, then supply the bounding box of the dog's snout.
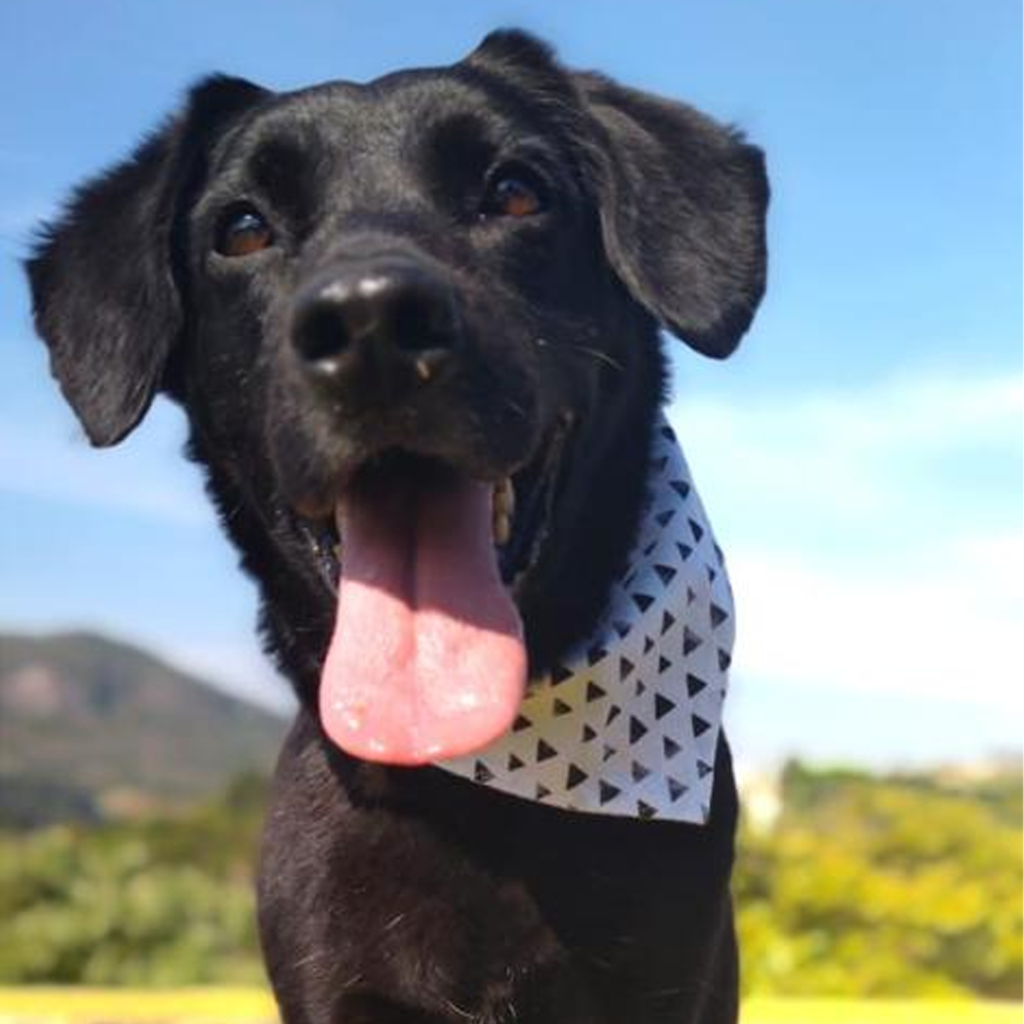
[291,261,458,387]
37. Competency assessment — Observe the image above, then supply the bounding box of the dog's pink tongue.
[320,479,526,765]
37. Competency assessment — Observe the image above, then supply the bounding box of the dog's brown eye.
[482,174,545,219]
[215,204,273,256]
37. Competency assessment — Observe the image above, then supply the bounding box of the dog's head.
[27,30,767,765]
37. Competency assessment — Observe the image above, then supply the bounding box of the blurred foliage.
[0,763,1020,997]
[735,762,1022,999]
[0,773,267,986]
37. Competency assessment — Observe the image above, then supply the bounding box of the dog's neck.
[437,412,734,824]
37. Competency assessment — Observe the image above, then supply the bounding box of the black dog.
[27,30,767,1024]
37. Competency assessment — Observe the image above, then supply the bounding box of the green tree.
[735,763,1023,998]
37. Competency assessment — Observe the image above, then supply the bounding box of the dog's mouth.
[297,424,569,765]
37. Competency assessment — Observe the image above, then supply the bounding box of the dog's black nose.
[291,260,457,388]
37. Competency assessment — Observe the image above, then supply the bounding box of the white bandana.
[436,414,735,824]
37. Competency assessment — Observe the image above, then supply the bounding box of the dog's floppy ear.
[577,73,768,358]
[467,31,768,358]
[26,75,267,446]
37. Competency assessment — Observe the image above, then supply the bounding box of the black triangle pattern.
[551,663,574,685]
[537,740,558,762]
[667,777,688,802]
[629,716,648,744]
[683,627,702,655]
[691,715,711,738]
[654,563,677,586]
[686,673,708,698]
[432,412,733,826]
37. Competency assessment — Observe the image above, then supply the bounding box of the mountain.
[0,631,289,826]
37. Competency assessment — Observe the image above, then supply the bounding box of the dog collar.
[436,413,734,824]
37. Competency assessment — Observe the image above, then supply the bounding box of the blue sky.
[1,0,1020,769]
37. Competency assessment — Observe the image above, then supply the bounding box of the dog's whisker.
[563,341,626,373]
[382,911,407,933]
[442,996,476,1020]
[503,397,530,420]
[643,976,717,1002]
[291,949,327,970]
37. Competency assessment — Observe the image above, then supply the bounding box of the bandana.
[436,414,734,824]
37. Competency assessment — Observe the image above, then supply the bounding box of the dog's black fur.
[27,31,767,1024]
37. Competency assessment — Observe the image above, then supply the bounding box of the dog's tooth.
[493,477,514,515]
[414,358,432,382]
[491,478,515,545]
[493,513,511,546]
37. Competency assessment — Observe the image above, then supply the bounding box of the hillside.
[0,631,288,824]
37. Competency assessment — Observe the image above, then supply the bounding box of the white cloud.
[668,370,1023,715]
[729,534,1022,712]
[672,370,1022,529]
